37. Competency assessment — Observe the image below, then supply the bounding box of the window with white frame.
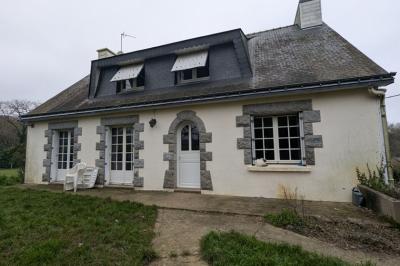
[111,64,145,94]
[171,49,209,84]
[176,64,209,84]
[252,114,304,164]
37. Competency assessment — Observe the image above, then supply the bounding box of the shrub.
[265,208,304,227]
[0,174,23,186]
[356,163,400,200]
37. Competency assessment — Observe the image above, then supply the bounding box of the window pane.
[111,162,116,170]
[263,118,273,127]
[63,162,67,169]
[117,162,122,170]
[117,128,123,135]
[265,150,275,160]
[278,117,288,126]
[117,154,122,161]
[111,154,116,161]
[126,153,132,162]
[181,125,189,151]
[126,128,132,135]
[126,135,132,144]
[279,139,289,149]
[254,118,262,128]
[58,162,62,169]
[126,163,132,171]
[182,69,193,80]
[289,127,300,137]
[69,161,74,169]
[118,136,123,143]
[191,125,199,151]
[118,145,123,152]
[264,139,274,149]
[126,145,132,153]
[112,145,116,152]
[255,150,264,159]
[278,128,288,138]
[112,128,117,135]
[289,116,299,126]
[290,138,300,149]
[196,66,209,78]
[279,150,290,160]
[255,140,263,149]
[264,128,273,138]
[291,150,301,160]
[254,129,263,138]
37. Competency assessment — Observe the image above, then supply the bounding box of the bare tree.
[0,100,39,171]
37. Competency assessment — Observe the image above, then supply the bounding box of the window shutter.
[250,116,255,165]
[299,112,306,166]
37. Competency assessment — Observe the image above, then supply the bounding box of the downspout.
[369,87,394,184]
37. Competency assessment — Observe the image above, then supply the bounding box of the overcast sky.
[0,0,399,122]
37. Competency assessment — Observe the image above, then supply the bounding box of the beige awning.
[110,64,144,82]
[171,50,208,72]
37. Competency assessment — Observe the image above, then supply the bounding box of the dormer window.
[171,50,209,84]
[111,63,145,93]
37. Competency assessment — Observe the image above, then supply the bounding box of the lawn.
[200,231,371,266]
[0,168,18,176]
[0,168,21,186]
[0,187,158,265]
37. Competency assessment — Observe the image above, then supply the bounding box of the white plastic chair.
[77,167,99,190]
[64,163,87,192]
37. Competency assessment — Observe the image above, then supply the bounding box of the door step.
[174,188,201,194]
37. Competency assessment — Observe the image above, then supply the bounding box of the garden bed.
[358,184,400,223]
[265,209,400,255]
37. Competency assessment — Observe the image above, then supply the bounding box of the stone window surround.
[163,110,213,190]
[43,121,82,182]
[236,100,323,165]
[96,115,144,187]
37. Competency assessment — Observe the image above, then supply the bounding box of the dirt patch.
[283,215,400,255]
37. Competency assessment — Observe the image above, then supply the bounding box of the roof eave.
[21,73,396,122]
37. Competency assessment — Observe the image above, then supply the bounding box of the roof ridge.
[246,24,296,38]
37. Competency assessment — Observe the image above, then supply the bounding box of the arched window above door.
[180,124,199,151]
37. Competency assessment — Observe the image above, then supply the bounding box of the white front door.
[55,130,74,182]
[109,127,134,185]
[178,124,200,189]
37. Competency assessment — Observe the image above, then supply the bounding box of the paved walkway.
[19,184,400,265]
[22,184,375,220]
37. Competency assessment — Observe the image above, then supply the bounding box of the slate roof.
[25,23,394,119]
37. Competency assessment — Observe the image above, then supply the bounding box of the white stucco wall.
[25,88,384,202]
[78,117,100,167]
[25,122,48,184]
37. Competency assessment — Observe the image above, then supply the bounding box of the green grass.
[0,168,19,176]
[0,168,22,186]
[0,187,158,265]
[200,231,370,266]
[264,208,304,227]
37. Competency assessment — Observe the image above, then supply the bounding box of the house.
[22,0,396,202]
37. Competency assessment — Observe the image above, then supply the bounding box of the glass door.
[109,127,134,185]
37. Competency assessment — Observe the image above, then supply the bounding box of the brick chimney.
[295,0,323,29]
[97,48,116,59]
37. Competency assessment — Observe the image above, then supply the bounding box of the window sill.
[247,165,312,173]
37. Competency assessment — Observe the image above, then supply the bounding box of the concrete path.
[22,184,376,220]
[150,209,399,266]
[19,184,400,265]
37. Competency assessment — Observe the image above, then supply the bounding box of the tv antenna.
[120,32,136,53]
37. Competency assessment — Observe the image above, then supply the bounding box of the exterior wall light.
[149,118,157,128]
